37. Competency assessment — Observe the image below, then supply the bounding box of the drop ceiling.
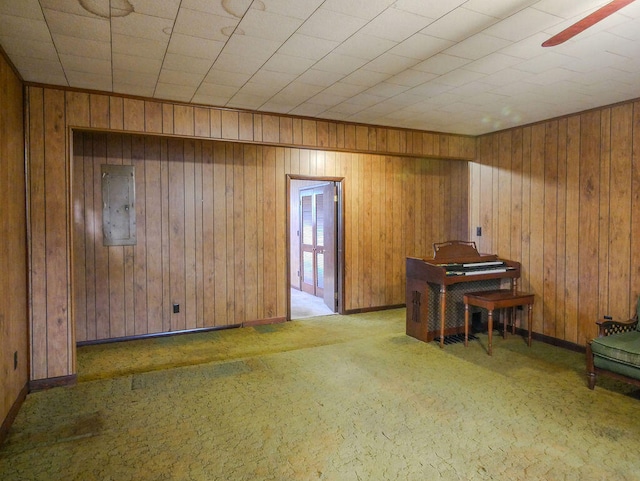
[1,0,639,135]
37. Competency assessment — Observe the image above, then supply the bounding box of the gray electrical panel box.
[102,164,136,246]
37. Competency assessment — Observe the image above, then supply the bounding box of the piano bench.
[463,289,535,355]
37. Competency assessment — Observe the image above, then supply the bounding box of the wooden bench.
[463,289,534,355]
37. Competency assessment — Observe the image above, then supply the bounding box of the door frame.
[286,174,345,319]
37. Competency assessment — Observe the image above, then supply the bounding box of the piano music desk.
[463,290,534,355]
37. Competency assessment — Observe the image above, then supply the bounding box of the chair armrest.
[595,316,638,337]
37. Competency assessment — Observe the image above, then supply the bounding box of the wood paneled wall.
[28,86,472,377]
[0,54,28,434]
[73,131,468,342]
[470,101,640,347]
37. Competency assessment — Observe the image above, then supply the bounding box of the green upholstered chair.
[586,298,640,390]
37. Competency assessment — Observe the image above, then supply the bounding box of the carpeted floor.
[1,309,639,481]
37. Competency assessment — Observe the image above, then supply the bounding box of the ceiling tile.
[320,0,394,20]
[167,34,225,61]
[111,13,173,42]
[194,82,238,98]
[363,53,418,75]
[59,54,111,75]
[43,8,110,42]
[463,53,522,75]
[333,33,397,60]
[413,54,471,75]
[0,36,57,61]
[361,8,432,42]
[112,34,167,59]
[9,55,66,80]
[393,0,464,19]
[246,70,297,91]
[258,0,324,20]
[0,0,45,20]
[314,53,368,75]
[421,7,497,42]
[221,34,281,61]
[211,52,265,75]
[65,70,112,91]
[389,34,454,60]
[154,82,196,102]
[464,0,536,19]
[341,69,391,87]
[181,0,252,19]
[433,68,486,87]
[52,34,110,59]
[173,8,238,42]
[228,92,270,109]
[298,8,367,43]
[127,0,181,19]
[296,69,345,87]
[203,69,252,87]
[484,7,563,42]
[480,67,531,86]
[365,82,409,98]
[238,9,303,42]
[158,68,203,87]
[162,53,213,75]
[386,69,438,87]
[40,0,109,18]
[264,82,324,107]
[113,69,159,87]
[263,54,316,75]
[279,34,339,61]
[0,16,52,43]
[444,33,511,60]
[309,90,348,107]
[515,51,576,74]
[112,54,161,74]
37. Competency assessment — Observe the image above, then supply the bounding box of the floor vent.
[434,333,478,345]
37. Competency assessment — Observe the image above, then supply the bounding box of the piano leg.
[464,303,469,347]
[527,303,533,347]
[439,285,447,349]
[488,309,494,356]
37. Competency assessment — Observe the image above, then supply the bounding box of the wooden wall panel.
[27,86,472,378]
[68,133,470,342]
[0,53,28,435]
[471,100,640,347]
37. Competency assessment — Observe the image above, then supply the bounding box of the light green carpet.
[1,309,639,481]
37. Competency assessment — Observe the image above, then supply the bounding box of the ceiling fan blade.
[542,0,635,47]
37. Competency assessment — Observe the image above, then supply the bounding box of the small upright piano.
[406,240,521,347]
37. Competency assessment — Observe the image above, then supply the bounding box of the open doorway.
[288,176,343,319]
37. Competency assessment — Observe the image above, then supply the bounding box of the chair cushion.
[591,331,640,367]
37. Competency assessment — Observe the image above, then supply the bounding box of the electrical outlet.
[173,303,180,314]
[476,226,482,236]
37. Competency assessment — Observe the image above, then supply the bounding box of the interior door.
[299,184,337,311]
[321,183,337,311]
[300,190,316,295]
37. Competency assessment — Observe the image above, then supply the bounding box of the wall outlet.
[173,303,180,314]
[476,226,482,236]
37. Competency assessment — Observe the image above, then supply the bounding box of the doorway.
[288,176,343,319]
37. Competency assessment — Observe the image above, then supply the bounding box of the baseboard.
[29,374,77,392]
[528,330,585,353]
[242,316,286,327]
[344,304,405,315]
[0,382,28,446]
[77,324,243,346]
